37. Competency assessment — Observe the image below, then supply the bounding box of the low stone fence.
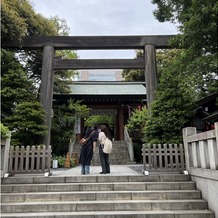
[8,145,52,175]
[183,122,218,217]
[1,132,11,177]
[142,143,185,172]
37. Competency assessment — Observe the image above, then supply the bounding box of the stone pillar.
[40,45,55,147]
[118,105,124,140]
[182,127,197,170]
[1,132,11,177]
[144,45,158,108]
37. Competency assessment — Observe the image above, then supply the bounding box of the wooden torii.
[5,35,174,147]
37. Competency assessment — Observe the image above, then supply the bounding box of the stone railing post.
[1,132,11,177]
[182,127,197,170]
[208,122,218,170]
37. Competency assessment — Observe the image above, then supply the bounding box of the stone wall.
[183,123,218,218]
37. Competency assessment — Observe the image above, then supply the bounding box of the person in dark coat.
[79,127,98,174]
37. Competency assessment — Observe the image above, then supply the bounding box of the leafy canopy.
[152,0,218,97]
[144,54,194,143]
[51,100,90,155]
[126,107,148,141]
[4,101,48,146]
[1,0,57,45]
[85,115,114,129]
[1,0,79,147]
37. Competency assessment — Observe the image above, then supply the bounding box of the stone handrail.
[183,122,218,217]
[183,122,218,171]
[124,126,134,162]
[1,132,11,177]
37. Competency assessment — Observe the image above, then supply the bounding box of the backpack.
[103,138,113,154]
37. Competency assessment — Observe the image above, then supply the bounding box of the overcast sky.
[30,0,178,59]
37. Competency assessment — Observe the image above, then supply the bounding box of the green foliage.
[1,54,37,116]
[1,0,78,93]
[51,16,79,93]
[152,0,218,97]
[133,142,143,163]
[1,0,57,45]
[143,51,195,144]
[122,69,145,81]
[0,123,10,139]
[50,15,70,36]
[51,99,90,155]
[4,101,48,146]
[1,1,79,149]
[1,0,27,44]
[54,53,78,93]
[126,107,148,140]
[85,115,113,129]
[122,50,145,81]
[51,155,76,168]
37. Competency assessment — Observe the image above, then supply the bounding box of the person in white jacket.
[98,124,111,174]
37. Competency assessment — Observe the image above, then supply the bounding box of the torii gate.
[5,35,174,147]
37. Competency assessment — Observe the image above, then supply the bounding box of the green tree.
[1,51,38,116]
[1,0,78,92]
[144,51,195,144]
[51,100,90,155]
[152,0,218,97]
[54,51,78,94]
[52,15,79,93]
[4,101,47,146]
[122,49,179,82]
[1,0,57,45]
[142,0,218,143]
[126,107,148,141]
[122,50,145,81]
[1,0,79,147]
[0,123,10,139]
[84,115,113,129]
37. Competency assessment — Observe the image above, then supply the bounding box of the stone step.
[1,190,201,203]
[1,200,208,213]
[1,173,215,218]
[1,210,214,218]
[1,174,191,184]
[1,181,196,193]
[0,210,215,218]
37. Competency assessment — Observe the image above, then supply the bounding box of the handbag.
[79,138,87,145]
[79,131,95,146]
[103,138,113,154]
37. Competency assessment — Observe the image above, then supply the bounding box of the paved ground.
[51,165,143,176]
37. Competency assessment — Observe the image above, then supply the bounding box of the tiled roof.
[68,83,146,95]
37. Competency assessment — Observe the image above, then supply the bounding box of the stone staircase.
[74,140,134,165]
[1,174,215,218]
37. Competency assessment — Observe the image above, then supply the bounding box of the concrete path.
[51,165,142,176]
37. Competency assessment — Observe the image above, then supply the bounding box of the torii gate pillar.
[40,45,55,147]
[144,45,158,108]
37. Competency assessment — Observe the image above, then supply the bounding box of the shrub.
[51,155,75,168]
[126,107,148,141]
[0,123,10,139]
